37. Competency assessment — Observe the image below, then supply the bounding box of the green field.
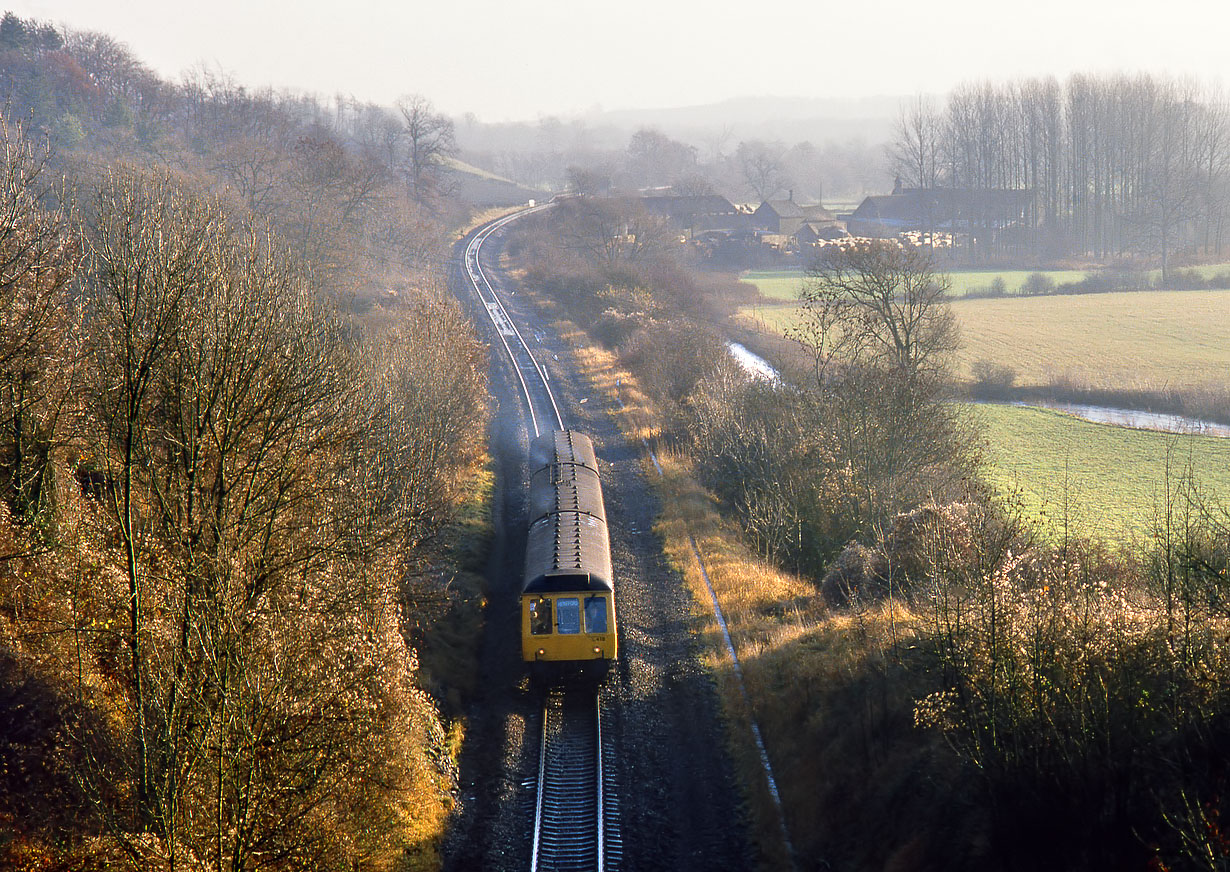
[945,268,1090,295]
[740,270,806,301]
[974,403,1230,542]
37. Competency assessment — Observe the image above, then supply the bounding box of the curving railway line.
[464,208,561,439]
[463,208,620,872]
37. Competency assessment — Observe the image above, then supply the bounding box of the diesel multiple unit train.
[520,430,617,679]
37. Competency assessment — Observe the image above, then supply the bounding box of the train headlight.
[593,646,602,655]
[537,648,546,658]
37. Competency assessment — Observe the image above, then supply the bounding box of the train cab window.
[529,598,552,635]
[556,597,581,634]
[584,596,608,633]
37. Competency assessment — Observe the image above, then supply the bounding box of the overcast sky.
[7,0,1230,121]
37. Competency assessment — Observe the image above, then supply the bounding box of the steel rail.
[531,689,605,872]
[464,208,564,437]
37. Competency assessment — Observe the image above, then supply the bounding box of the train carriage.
[521,430,617,679]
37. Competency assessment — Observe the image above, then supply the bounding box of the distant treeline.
[891,74,1230,268]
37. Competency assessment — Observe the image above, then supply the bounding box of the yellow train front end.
[521,430,617,683]
[521,590,618,663]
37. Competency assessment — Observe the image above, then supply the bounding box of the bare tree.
[0,115,78,520]
[557,196,675,268]
[625,128,697,189]
[85,171,222,835]
[395,93,457,204]
[566,164,612,196]
[737,140,790,201]
[888,95,943,189]
[791,241,967,526]
[797,241,959,387]
[81,171,422,868]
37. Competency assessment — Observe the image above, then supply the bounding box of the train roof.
[529,429,600,476]
[523,429,612,594]
[528,462,606,528]
[522,510,613,594]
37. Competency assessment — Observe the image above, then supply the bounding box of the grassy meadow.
[974,403,1230,542]
[740,269,806,301]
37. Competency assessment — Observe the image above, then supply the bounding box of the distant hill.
[444,156,549,206]
[581,94,907,145]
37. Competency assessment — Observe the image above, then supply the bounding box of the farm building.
[795,220,850,246]
[848,185,1033,240]
[640,194,746,235]
[752,195,843,237]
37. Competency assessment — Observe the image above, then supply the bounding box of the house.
[847,187,1033,239]
[640,194,743,235]
[752,194,841,237]
[795,220,849,246]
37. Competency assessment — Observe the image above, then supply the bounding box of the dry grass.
[566,325,812,870]
[456,205,524,239]
[742,288,1230,394]
[951,289,1230,391]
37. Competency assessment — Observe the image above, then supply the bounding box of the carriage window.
[584,596,608,633]
[529,598,552,635]
[556,598,581,634]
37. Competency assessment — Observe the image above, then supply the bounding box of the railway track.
[464,209,620,871]
[530,689,620,872]
[464,208,562,438]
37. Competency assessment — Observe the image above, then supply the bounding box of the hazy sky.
[7,0,1230,120]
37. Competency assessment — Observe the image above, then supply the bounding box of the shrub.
[1161,268,1207,290]
[969,359,1017,398]
[1208,270,1230,289]
[590,306,647,348]
[1021,272,1055,295]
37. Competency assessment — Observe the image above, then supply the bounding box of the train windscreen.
[584,596,608,633]
[529,598,552,635]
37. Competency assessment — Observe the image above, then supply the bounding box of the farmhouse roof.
[796,220,849,242]
[851,187,1032,228]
